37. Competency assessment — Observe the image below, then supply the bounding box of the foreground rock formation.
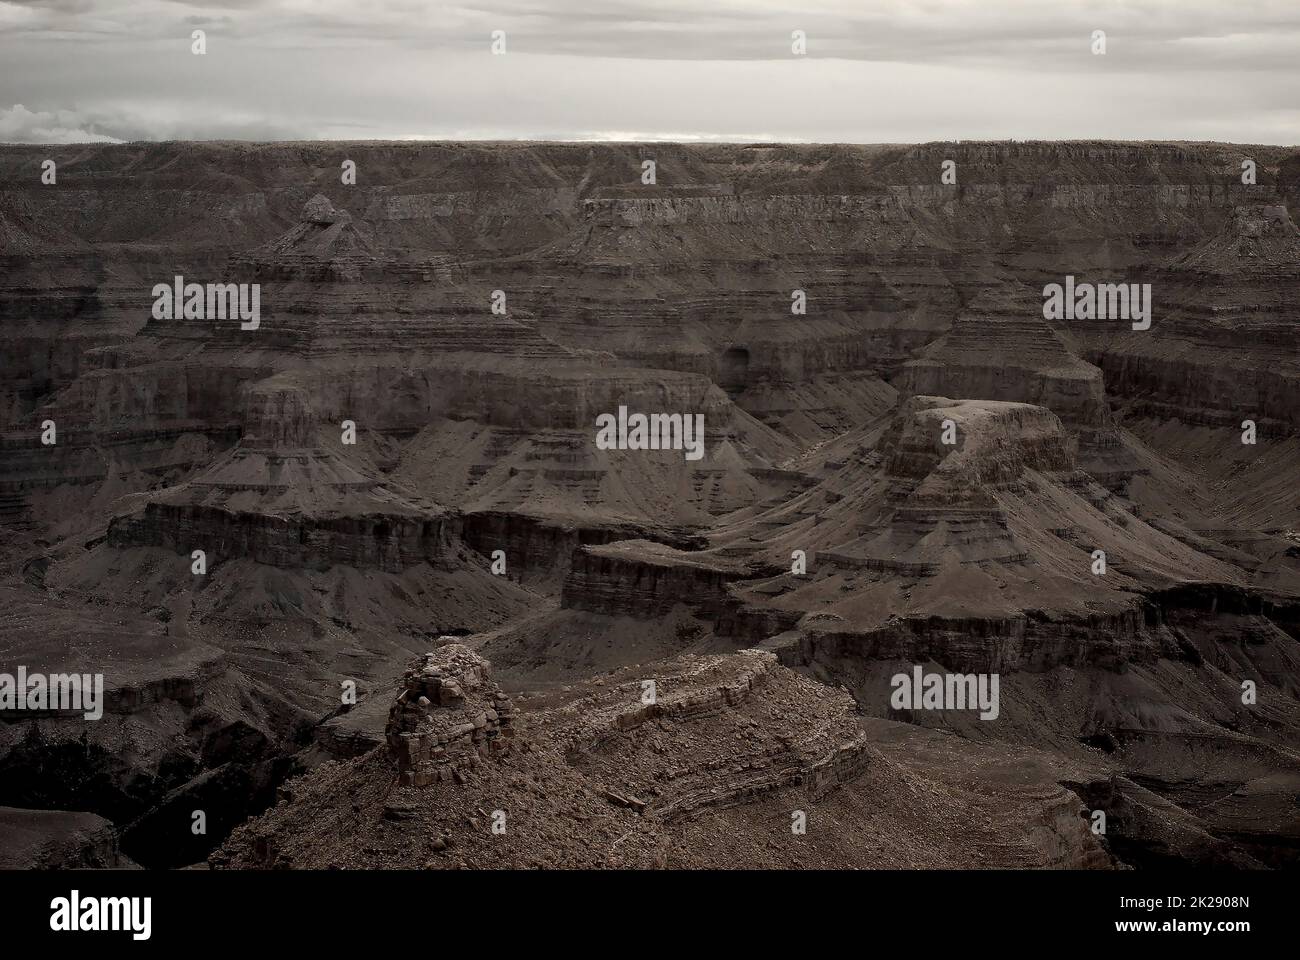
[387,645,516,785]
[1,140,1297,869]
[216,647,1112,869]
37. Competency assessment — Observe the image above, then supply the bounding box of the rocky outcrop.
[0,807,131,869]
[896,315,1113,440]
[561,541,751,618]
[107,503,456,572]
[609,648,777,732]
[793,603,1158,676]
[106,380,456,572]
[881,396,1077,489]
[386,645,515,786]
[1174,203,1300,274]
[460,510,705,584]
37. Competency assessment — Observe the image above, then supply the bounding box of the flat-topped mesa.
[883,396,1076,492]
[182,379,379,502]
[1173,202,1300,274]
[560,540,757,619]
[302,194,351,226]
[895,311,1114,441]
[386,644,515,786]
[819,398,1072,574]
[105,378,457,570]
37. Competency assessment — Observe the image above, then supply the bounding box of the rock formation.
[0,140,1297,870]
[387,644,515,786]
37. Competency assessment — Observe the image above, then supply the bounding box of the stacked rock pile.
[386,644,515,787]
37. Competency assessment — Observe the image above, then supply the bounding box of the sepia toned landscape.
[1,139,1298,872]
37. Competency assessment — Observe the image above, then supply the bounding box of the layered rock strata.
[387,645,515,787]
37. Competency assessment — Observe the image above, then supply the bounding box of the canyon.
[0,140,1296,869]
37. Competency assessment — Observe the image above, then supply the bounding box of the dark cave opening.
[718,346,750,396]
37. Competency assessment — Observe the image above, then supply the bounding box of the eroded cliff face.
[214,650,1114,870]
[1,140,1297,869]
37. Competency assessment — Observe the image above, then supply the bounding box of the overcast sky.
[2,0,1297,144]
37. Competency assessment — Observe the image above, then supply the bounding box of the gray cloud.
[0,103,120,142]
[1,0,1297,143]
